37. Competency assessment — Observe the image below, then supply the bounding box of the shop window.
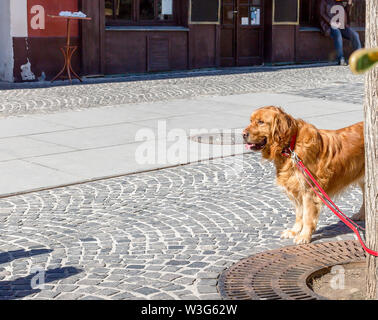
[239,0,262,26]
[119,0,133,20]
[140,0,155,20]
[299,0,319,27]
[349,0,365,28]
[106,0,175,25]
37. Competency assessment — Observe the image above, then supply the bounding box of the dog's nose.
[242,131,249,139]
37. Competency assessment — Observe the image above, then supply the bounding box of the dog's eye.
[257,120,264,125]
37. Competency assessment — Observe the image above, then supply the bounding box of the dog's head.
[243,106,297,160]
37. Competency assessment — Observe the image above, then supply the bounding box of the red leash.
[282,135,378,257]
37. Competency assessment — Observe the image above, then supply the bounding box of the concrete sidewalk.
[0,92,363,196]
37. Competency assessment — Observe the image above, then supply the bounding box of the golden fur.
[243,106,365,244]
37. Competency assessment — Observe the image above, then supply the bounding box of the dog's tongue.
[245,144,256,150]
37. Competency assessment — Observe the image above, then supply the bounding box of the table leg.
[50,47,68,83]
[51,18,82,83]
[69,47,83,82]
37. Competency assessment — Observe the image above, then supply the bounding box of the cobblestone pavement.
[0,64,365,300]
[0,65,364,117]
[0,153,362,300]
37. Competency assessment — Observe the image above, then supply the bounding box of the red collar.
[281,134,297,158]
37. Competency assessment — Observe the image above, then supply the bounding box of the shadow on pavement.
[0,266,82,300]
[0,249,53,265]
[0,249,82,300]
[312,220,365,242]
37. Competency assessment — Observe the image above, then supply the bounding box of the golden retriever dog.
[243,106,365,244]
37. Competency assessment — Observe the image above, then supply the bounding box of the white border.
[10,0,28,37]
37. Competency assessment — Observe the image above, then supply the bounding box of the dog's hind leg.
[294,193,322,244]
[281,197,303,239]
[352,179,365,221]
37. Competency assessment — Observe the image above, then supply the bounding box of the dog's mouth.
[245,137,267,151]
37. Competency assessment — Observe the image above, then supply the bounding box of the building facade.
[0,0,366,82]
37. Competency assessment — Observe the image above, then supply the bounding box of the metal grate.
[218,240,366,300]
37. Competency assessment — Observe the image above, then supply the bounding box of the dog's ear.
[271,110,294,143]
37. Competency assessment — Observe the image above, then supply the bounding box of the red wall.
[13,0,81,81]
[27,0,79,37]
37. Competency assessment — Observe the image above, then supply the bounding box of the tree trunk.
[364,0,378,300]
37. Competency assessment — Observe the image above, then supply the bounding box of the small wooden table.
[48,15,92,83]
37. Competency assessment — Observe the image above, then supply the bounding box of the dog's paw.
[281,229,297,239]
[294,234,311,245]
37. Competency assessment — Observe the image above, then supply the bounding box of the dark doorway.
[221,0,264,67]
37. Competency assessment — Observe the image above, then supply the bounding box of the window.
[300,0,319,27]
[105,0,175,25]
[349,0,365,28]
[250,0,262,26]
[239,0,262,26]
[105,0,133,20]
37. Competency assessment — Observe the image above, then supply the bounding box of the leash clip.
[290,150,300,164]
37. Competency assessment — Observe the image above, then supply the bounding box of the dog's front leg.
[294,193,321,244]
[281,199,303,239]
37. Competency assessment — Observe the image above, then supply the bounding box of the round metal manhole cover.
[218,240,366,300]
[190,133,244,145]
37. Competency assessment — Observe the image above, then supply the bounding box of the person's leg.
[340,27,362,51]
[330,27,345,63]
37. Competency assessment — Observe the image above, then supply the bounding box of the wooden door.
[81,0,105,76]
[236,0,264,66]
[221,0,264,67]
[221,0,237,67]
